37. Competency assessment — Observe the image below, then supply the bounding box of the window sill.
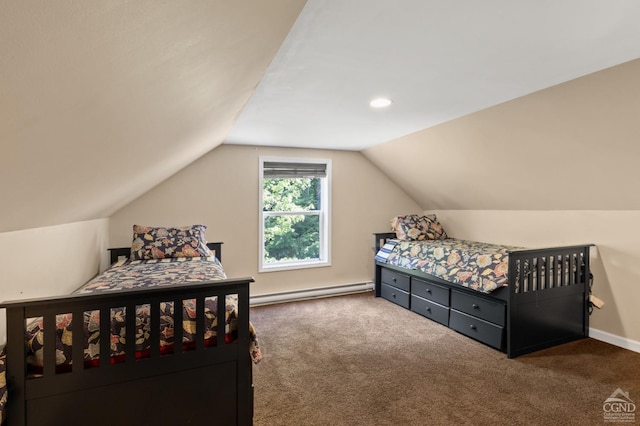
[259,260,331,273]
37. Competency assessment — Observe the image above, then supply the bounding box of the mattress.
[25,256,261,374]
[375,238,521,293]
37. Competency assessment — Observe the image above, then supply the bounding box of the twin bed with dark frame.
[1,236,256,426]
[373,215,593,358]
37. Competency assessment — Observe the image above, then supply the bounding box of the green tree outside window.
[263,177,321,263]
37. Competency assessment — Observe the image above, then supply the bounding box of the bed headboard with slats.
[108,242,223,265]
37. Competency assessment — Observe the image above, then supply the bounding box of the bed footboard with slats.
[507,245,592,358]
[2,276,254,426]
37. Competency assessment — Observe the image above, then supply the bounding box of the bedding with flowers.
[376,238,522,294]
[378,215,521,293]
[25,256,262,374]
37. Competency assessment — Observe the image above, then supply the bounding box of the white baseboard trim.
[589,327,640,354]
[250,282,374,306]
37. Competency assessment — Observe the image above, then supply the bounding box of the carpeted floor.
[250,291,639,426]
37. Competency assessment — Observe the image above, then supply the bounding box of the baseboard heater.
[250,282,374,306]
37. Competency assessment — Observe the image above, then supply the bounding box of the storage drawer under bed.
[410,294,449,326]
[381,283,410,309]
[412,278,449,306]
[450,290,505,326]
[449,310,505,350]
[381,268,411,292]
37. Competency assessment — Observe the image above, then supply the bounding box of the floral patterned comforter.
[376,239,522,293]
[25,257,261,375]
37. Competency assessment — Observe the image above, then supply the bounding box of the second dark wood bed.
[1,242,255,426]
[374,233,593,358]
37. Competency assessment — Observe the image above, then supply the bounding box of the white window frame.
[259,156,331,272]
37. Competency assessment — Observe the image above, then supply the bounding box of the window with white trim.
[259,157,331,272]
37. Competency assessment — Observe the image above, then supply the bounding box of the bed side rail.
[1,277,253,426]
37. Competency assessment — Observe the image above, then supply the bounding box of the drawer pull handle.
[392,277,397,282]
[426,289,431,293]
[472,303,479,309]
[392,293,396,298]
[469,325,477,330]
[425,307,431,312]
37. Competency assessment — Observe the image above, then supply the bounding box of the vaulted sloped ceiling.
[0,0,306,233]
[362,58,640,211]
[4,1,640,233]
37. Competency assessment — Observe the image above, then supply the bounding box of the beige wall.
[109,144,421,296]
[431,210,640,345]
[0,219,109,345]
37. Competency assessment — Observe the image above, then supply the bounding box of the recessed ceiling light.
[370,97,392,108]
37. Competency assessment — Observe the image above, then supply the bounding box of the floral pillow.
[130,225,213,261]
[391,214,448,241]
